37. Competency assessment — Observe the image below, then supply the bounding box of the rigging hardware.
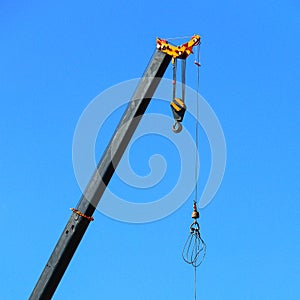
[182,203,206,267]
[170,58,186,133]
[182,203,206,300]
[157,35,200,133]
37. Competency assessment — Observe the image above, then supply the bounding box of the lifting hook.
[172,121,183,133]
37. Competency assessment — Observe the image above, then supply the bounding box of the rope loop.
[182,221,206,268]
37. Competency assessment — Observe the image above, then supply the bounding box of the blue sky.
[1,0,300,299]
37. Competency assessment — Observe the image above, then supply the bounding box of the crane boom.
[29,49,171,300]
[29,34,201,299]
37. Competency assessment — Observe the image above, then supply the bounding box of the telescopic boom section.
[29,50,171,300]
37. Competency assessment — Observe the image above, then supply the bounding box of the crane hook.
[172,121,183,133]
[170,97,186,134]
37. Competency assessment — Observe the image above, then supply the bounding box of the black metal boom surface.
[29,50,171,300]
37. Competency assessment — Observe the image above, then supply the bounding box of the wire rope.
[182,43,206,300]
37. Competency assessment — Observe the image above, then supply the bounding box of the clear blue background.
[1,1,299,299]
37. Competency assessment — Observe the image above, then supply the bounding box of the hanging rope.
[182,42,206,300]
[170,58,186,133]
[194,42,201,203]
[194,264,197,300]
[181,59,186,103]
[182,208,206,300]
[182,204,206,300]
[172,58,177,101]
